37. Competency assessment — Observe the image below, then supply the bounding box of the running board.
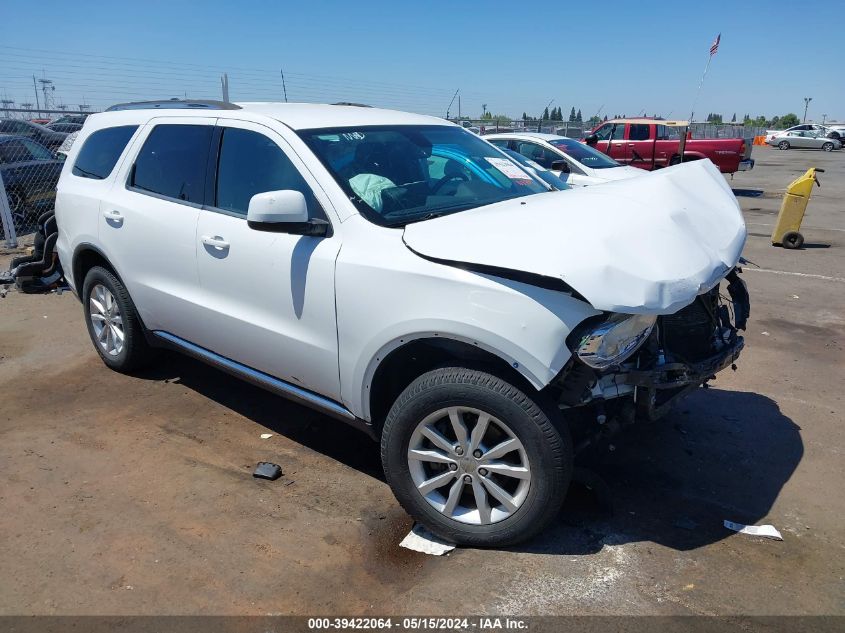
[151,331,359,424]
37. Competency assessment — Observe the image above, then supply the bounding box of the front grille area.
[658,289,720,362]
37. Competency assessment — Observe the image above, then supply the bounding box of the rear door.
[101,117,215,337]
[192,119,342,399]
[625,123,654,168]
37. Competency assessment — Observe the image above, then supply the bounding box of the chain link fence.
[452,118,768,139]
[1,109,89,247]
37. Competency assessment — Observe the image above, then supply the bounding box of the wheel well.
[73,247,117,292]
[368,338,535,434]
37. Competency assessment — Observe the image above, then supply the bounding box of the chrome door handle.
[103,209,123,222]
[201,235,230,249]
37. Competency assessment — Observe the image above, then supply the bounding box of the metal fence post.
[0,170,19,249]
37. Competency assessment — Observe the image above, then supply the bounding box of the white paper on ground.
[724,520,783,540]
[399,524,456,555]
[260,433,273,439]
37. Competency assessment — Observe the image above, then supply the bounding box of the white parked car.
[484,132,643,187]
[56,101,749,546]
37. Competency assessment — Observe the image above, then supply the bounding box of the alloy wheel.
[89,283,125,356]
[407,406,531,525]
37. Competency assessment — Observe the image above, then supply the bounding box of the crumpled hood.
[595,165,645,181]
[403,160,746,315]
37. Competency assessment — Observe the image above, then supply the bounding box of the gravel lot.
[1,146,843,616]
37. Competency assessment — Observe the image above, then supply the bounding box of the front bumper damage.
[549,267,750,449]
[619,336,744,421]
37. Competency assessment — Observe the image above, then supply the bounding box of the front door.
[192,120,342,399]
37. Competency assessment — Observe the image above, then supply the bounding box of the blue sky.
[2,0,842,121]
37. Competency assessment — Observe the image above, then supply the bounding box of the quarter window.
[131,124,213,203]
[72,125,138,180]
[214,127,318,216]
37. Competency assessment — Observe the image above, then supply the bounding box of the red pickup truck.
[584,119,755,174]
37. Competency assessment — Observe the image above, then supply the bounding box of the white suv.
[55,100,749,546]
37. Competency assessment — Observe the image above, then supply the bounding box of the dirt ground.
[1,146,843,616]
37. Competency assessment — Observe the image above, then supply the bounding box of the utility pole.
[32,75,40,117]
[280,69,288,102]
[445,89,459,120]
[821,113,827,125]
[38,78,54,114]
[803,97,812,123]
[458,94,461,120]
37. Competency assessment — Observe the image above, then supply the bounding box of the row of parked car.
[764,123,844,151]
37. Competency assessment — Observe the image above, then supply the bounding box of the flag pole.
[689,54,713,123]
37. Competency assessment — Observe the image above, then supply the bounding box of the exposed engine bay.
[551,269,750,452]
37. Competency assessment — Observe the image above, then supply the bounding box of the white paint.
[744,267,845,283]
[56,103,744,425]
[404,160,745,314]
[746,222,845,234]
[484,132,643,187]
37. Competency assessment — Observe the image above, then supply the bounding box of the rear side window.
[629,124,650,141]
[72,125,138,179]
[214,127,318,216]
[131,124,213,204]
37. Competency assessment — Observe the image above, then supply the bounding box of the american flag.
[710,33,721,56]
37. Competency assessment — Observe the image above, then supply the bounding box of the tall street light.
[803,97,812,123]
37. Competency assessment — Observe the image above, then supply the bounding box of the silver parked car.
[767,130,842,151]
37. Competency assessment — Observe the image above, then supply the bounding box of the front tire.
[381,367,572,547]
[822,142,834,152]
[778,140,790,150]
[82,266,155,373]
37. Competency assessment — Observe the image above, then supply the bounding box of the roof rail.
[106,99,241,112]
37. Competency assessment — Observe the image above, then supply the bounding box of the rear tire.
[778,140,790,150]
[782,231,804,249]
[381,367,573,547]
[82,266,156,373]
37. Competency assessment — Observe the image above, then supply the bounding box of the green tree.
[576,109,582,122]
[569,107,576,122]
[778,113,800,128]
[731,113,736,122]
[542,106,550,120]
[522,112,527,120]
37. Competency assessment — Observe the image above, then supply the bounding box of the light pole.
[822,113,827,125]
[803,97,812,123]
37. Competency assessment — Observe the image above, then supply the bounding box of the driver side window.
[215,127,320,217]
[516,142,557,169]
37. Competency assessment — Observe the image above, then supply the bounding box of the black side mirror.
[551,160,570,174]
[584,133,599,146]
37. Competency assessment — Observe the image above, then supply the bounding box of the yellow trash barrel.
[771,167,823,249]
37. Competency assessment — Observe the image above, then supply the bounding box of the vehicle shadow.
[137,357,802,555]
[136,352,386,480]
[732,188,765,198]
[520,388,803,555]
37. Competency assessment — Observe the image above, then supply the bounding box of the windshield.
[548,138,621,170]
[299,125,548,226]
[502,149,568,190]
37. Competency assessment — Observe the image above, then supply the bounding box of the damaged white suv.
[55,101,749,546]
